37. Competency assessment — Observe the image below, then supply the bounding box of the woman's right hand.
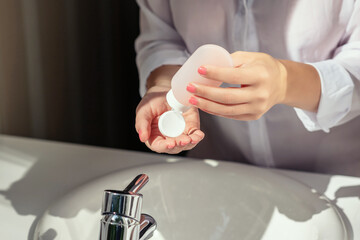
[135,83,204,154]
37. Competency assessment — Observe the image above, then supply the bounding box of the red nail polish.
[186,84,196,93]
[138,130,144,142]
[198,66,207,75]
[189,96,198,105]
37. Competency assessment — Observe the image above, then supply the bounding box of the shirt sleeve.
[294,1,360,132]
[135,0,189,97]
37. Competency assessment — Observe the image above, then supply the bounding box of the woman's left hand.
[186,51,288,120]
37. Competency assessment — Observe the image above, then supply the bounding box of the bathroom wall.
[0,0,146,151]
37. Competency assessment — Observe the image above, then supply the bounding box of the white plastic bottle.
[158,44,233,138]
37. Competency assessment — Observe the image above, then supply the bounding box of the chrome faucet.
[99,174,157,240]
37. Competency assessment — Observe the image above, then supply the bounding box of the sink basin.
[34,160,348,240]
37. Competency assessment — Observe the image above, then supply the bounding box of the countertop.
[0,135,359,239]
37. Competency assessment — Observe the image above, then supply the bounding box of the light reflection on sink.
[34,160,349,240]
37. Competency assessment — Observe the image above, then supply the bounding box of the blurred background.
[0,0,148,152]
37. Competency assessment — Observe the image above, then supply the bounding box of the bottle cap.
[158,110,186,138]
[158,90,189,138]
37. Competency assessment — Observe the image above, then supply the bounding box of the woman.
[134,0,360,176]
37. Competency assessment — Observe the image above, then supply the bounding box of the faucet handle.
[124,174,149,194]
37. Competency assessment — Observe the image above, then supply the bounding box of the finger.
[230,51,253,66]
[188,129,205,144]
[135,109,153,142]
[146,136,192,154]
[189,96,251,117]
[199,65,257,85]
[173,130,204,152]
[166,133,194,150]
[146,136,176,153]
[175,134,192,147]
[153,130,204,154]
[202,109,261,121]
[187,83,252,105]
[170,141,197,153]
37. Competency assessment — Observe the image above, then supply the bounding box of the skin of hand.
[135,65,205,154]
[186,51,321,120]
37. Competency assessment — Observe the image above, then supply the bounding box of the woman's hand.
[186,51,320,120]
[135,83,204,154]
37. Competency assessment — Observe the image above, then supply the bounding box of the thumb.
[135,107,153,143]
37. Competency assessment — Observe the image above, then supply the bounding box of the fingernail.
[189,96,198,105]
[180,141,188,146]
[167,144,175,149]
[198,66,207,75]
[186,83,196,93]
[138,130,145,142]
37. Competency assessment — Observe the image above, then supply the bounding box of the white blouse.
[135,0,360,176]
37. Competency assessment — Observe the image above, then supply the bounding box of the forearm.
[279,60,321,112]
[146,65,181,90]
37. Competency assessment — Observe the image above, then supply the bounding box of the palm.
[136,86,204,154]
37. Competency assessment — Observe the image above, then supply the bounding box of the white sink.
[34,160,349,240]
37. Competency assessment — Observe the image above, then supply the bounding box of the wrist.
[146,65,181,90]
[278,59,321,112]
[276,59,288,105]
